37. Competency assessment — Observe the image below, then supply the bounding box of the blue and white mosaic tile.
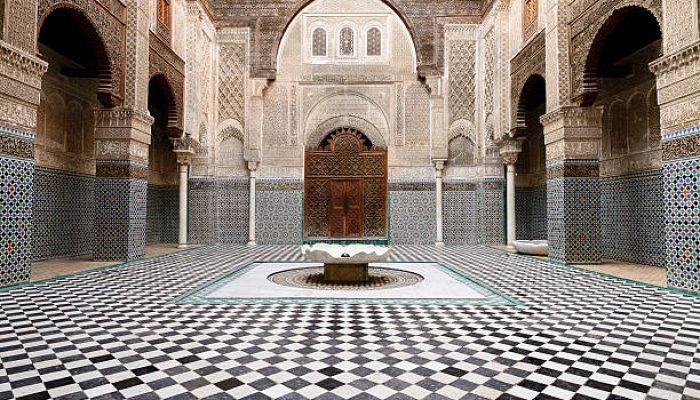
[516,185,547,241]
[146,184,178,245]
[664,157,700,293]
[444,191,479,245]
[390,191,436,245]
[256,190,303,245]
[94,178,147,261]
[0,157,33,286]
[600,173,664,267]
[32,168,95,261]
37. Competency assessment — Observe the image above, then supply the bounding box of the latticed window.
[339,27,354,56]
[157,0,171,41]
[367,28,382,56]
[312,28,327,56]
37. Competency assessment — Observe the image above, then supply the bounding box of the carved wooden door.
[329,180,364,238]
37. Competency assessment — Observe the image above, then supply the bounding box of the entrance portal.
[304,128,388,241]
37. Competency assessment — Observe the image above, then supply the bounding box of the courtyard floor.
[1,245,698,400]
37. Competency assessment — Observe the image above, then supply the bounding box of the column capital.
[172,135,198,165]
[496,137,525,165]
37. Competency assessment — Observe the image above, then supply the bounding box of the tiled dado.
[146,185,178,245]
[547,160,601,264]
[662,130,700,293]
[189,179,249,245]
[94,161,148,261]
[256,180,303,245]
[389,180,435,245]
[0,126,35,286]
[443,180,504,245]
[515,185,547,241]
[33,168,96,261]
[600,173,664,267]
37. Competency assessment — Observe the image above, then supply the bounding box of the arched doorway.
[514,75,547,241]
[146,76,179,245]
[304,128,388,241]
[585,6,664,267]
[33,8,110,261]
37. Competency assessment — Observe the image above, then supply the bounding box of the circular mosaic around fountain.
[268,267,423,290]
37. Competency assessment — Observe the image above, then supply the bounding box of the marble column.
[497,138,524,246]
[434,160,446,247]
[173,136,196,249]
[0,40,47,287]
[247,161,258,247]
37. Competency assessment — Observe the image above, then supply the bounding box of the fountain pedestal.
[301,244,391,283]
[324,263,369,282]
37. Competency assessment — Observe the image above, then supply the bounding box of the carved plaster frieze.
[0,134,34,159]
[540,106,603,161]
[650,41,700,91]
[663,133,700,160]
[0,42,48,92]
[96,161,149,179]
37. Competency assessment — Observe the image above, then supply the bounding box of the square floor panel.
[172,262,518,305]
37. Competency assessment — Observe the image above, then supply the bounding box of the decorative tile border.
[171,261,520,306]
[662,124,700,142]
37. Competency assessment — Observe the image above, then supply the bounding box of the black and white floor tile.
[0,245,699,399]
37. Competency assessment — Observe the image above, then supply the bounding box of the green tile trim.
[171,261,521,306]
[0,247,197,292]
[489,246,700,299]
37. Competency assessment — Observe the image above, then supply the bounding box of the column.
[497,138,524,246]
[94,109,153,261]
[434,160,446,247]
[540,106,603,264]
[650,43,700,294]
[173,136,196,248]
[0,42,47,286]
[247,161,258,247]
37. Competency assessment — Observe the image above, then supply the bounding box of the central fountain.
[301,243,392,282]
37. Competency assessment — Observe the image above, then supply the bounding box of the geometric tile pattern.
[32,167,96,261]
[189,179,249,245]
[94,178,147,261]
[478,182,505,244]
[390,190,436,244]
[146,184,178,245]
[515,185,547,241]
[0,246,699,400]
[444,190,479,245]
[548,177,601,264]
[601,173,665,267]
[256,190,303,245]
[0,157,33,287]
[664,157,700,293]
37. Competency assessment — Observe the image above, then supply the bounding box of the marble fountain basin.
[301,244,392,282]
[513,240,549,256]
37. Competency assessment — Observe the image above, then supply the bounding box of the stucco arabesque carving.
[569,0,662,101]
[38,0,126,105]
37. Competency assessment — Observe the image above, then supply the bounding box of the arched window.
[367,27,382,56]
[312,28,327,57]
[339,27,354,56]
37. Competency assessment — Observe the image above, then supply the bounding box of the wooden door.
[329,180,364,238]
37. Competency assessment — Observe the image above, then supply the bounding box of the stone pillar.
[0,42,47,286]
[173,136,197,248]
[94,109,154,261]
[247,161,258,247]
[497,138,524,246]
[434,160,446,247]
[540,106,603,264]
[651,43,700,294]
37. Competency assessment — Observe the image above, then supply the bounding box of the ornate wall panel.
[38,0,127,105]
[569,0,662,102]
[149,32,186,133]
[207,0,482,78]
[218,41,246,126]
[510,30,545,127]
[448,40,477,125]
[404,84,430,146]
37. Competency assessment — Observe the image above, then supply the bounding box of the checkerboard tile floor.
[1,245,698,400]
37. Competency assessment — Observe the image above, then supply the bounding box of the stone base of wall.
[146,185,178,245]
[516,185,547,241]
[32,167,96,261]
[600,173,664,267]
